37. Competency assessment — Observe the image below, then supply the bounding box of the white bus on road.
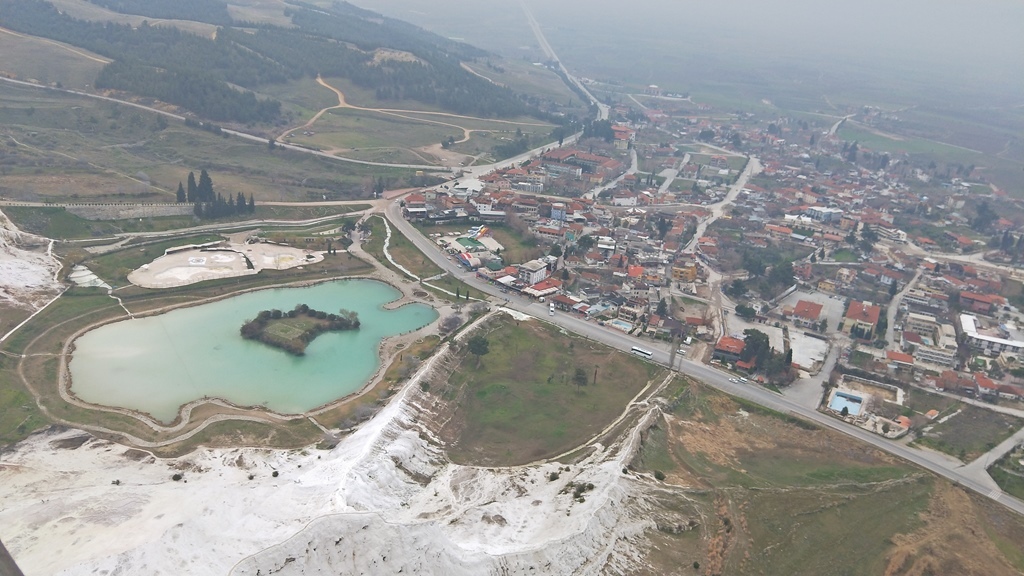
[630,346,653,358]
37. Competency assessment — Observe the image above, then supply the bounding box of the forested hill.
[289,1,485,62]
[0,0,544,124]
[85,0,233,26]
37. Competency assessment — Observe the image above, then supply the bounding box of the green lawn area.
[439,314,662,466]
[903,387,961,418]
[3,204,368,241]
[830,248,859,262]
[414,222,543,265]
[382,216,445,279]
[2,207,121,239]
[848,350,875,369]
[299,108,453,153]
[913,405,1023,462]
[990,454,1024,502]
[361,216,475,301]
[838,123,984,161]
[0,359,49,448]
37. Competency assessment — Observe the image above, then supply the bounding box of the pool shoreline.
[57,275,442,432]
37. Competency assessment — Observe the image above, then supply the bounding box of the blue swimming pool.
[829,391,864,416]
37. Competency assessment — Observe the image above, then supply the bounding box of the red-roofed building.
[550,294,580,311]
[735,358,757,372]
[886,350,915,370]
[843,300,882,337]
[713,336,746,363]
[765,224,793,238]
[960,291,1004,314]
[974,373,999,398]
[405,193,426,208]
[791,300,824,329]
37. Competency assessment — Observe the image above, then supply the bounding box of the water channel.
[69,279,438,422]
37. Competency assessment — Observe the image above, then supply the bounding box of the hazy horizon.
[352,0,1024,109]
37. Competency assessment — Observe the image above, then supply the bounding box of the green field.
[257,76,342,126]
[47,0,218,35]
[300,108,454,153]
[628,382,1024,574]
[435,313,662,466]
[4,203,371,241]
[990,449,1024,502]
[0,82,420,203]
[414,222,544,265]
[829,248,859,262]
[838,123,984,161]
[0,29,106,90]
[913,405,1023,462]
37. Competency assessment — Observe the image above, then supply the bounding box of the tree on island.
[241,304,360,355]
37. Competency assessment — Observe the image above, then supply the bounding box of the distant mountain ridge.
[0,0,545,124]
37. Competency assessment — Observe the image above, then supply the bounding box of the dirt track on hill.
[276,76,552,164]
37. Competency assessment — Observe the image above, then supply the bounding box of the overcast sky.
[356,0,1024,105]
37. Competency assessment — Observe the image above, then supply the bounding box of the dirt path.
[459,62,503,86]
[0,26,112,64]
[277,76,550,145]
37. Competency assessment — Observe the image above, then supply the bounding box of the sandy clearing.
[0,209,64,310]
[127,241,321,289]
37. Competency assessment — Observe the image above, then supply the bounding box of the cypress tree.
[176,182,186,203]
[248,194,256,213]
[198,170,214,202]
[186,171,198,203]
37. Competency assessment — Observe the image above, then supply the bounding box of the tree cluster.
[582,120,615,143]
[1,2,282,122]
[175,170,255,219]
[739,329,795,383]
[240,305,360,356]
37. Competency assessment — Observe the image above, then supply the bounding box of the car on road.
[729,378,738,383]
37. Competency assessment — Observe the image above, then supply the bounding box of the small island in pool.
[241,304,360,356]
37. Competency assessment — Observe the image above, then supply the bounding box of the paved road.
[520,1,609,121]
[828,114,854,136]
[385,198,1024,516]
[887,267,923,344]
[683,156,762,252]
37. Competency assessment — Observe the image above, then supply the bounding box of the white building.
[960,314,1024,356]
[518,259,549,285]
